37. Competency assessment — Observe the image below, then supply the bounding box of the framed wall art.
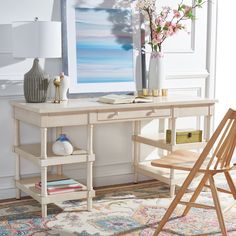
[61,0,142,94]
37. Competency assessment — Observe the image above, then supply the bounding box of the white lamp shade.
[12,21,61,58]
[0,24,12,53]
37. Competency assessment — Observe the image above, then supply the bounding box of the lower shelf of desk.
[16,174,95,204]
[137,161,189,186]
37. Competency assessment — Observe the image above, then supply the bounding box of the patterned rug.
[1,173,236,236]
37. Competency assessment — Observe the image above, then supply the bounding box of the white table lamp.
[12,20,61,103]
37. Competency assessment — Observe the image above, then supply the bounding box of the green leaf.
[156,26,162,33]
[186,10,194,19]
[163,26,168,31]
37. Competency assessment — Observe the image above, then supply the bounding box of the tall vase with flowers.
[136,0,205,92]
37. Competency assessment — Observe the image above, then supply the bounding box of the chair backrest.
[205,108,236,170]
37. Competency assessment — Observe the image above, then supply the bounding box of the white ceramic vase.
[60,75,69,101]
[148,52,166,90]
[52,134,73,156]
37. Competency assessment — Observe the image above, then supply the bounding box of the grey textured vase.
[24,58,49,103]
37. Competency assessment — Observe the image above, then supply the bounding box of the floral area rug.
[1,172,236,236]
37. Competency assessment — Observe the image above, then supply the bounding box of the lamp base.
[24,58,49,103]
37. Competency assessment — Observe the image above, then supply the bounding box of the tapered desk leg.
[41,166,47,218]
[133,121,141,183]
[170,116,177,196]
[14,119,21,199]
[41,127,48,218]
[170,169,175,197]
[56,127,63,175]
[87,124,94,211]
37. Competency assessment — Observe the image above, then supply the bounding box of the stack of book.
[35,178,83,195]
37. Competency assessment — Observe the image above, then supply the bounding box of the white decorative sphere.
[52,140,73,156]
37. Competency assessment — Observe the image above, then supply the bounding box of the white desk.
[11,95,216,216]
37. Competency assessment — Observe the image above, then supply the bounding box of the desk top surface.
[11,95,216,114]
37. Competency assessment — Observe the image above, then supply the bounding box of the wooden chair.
[151,108,236,236]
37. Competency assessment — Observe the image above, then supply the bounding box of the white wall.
[215,1,236,123]
[0,0,216,199]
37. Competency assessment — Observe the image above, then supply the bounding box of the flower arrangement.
[136,0,205,52]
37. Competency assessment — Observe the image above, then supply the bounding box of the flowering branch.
[136,0,205,52]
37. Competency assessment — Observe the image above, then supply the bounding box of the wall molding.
[0,79,23,98]
[166,71,209,80]
[206,0,218,98]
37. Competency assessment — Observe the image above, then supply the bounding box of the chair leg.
[209,174,228,236]
[224,172,236,199]
[154,174,194,235]
[182,173,209,216]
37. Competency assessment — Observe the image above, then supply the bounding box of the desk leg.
[205,115,212,142]
[41,127,48,218]
[87,124,94,211]
[133,121,141,183]
[170,169,175,197]
[170,116,177,196]
[41,166,47,218]
[171,117,177,146]
[14,119,21,199]
[56,127,63,176]
[203,114,212,192]
[158,118,165,156]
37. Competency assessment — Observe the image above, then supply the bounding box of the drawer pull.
[108,112,119,119]
[146,109,156,116]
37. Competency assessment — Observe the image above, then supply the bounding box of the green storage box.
[166,129,202,144]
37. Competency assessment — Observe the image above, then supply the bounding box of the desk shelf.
[133,133,207,152]
[14,143,95,166]
[15,174,95,205]
[137,161,188,186]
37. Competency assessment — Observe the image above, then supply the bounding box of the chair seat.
[151,150,230,173]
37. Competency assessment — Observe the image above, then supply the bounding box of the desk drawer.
[44,113,88,127]
[97,108,170,121]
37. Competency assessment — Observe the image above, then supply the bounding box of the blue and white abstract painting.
[75,7,134,92]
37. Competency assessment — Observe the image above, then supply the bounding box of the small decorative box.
[166,129,202,144]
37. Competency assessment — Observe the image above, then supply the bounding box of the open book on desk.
[98,94,153,104]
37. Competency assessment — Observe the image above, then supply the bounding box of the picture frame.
[61,0,142,94]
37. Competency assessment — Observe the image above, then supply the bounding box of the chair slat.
[212,119,234,169]
[218,120,236,169]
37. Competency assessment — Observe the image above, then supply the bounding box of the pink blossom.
[152,30,163,43]
[173,10,181,18]
[166,26,175,36]
[155,16,165,27]
[182,5,192,15]
[164,21,171,27]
